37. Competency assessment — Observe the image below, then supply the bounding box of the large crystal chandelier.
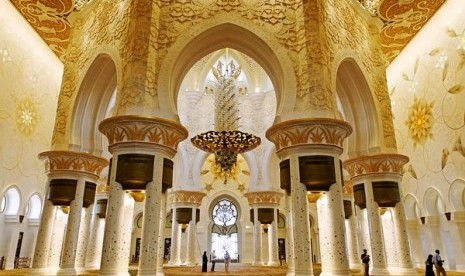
[191,59,261,182]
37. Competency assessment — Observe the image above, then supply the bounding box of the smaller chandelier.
[191,58,261,180]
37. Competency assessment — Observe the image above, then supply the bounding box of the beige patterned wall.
[51,0,396,153]
[0,0,63,196]
[387,0,465,213]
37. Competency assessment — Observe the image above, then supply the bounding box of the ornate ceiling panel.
[10,0,444,63]
[377,0,445,62]
[10,0,74,61]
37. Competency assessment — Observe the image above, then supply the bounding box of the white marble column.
[156,193,167,276]
[405,219,424,268]
[364,181,389,275]
[452,211,465,271]
[58,177,86,275]
[86,209,106,269]
[48,210,67,271]
[186,207,198,265]
[392,202,416,274]
[425,216,442,255]
[168,206,181,265]
[289,155,313,276]
[31,198,57,273]
[357,207,371,254]
[100,162,132,276]
[285,195,295,276]
[138,155,164,276]
[76,205,92,271]
[252,206,264,265]
[381,211,397,269]
[345,209,360,270]
[268,208,279,266]
[316,182,350,276]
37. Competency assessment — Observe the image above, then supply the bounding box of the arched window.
[27,194,42,220]
[1,195,6,213]
[211,199,238,261]
[4,187,20,216]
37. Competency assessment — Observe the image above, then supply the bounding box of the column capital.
[38,150,108,179]
[244,190,284,205]
[169,190,206,206]
[266,118,352,158]
[343,153,409,179]
[99,115,188,157]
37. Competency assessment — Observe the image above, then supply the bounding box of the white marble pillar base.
[99,271,131,276]
[57,267,78,275]
[370,267,390,275]
[294,269,315,276]
[138,269,158,275]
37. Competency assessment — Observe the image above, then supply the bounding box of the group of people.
[425,250,446,276]
[202,250,231,273]
[360,248,447,276]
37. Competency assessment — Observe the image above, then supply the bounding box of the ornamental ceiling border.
[11,0,444,63]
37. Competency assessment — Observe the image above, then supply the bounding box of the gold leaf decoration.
[241,170,250,176]
[442,60,449,81]
[441,148,449,169]
[456,50,465,72]
[446,27,457,37]
[408,164,418,179]
[405,97,435,146]
[200,169,209,175]
[448,84,464,94]
[429,47,442,56]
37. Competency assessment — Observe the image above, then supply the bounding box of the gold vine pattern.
[266,118,353,152]
[170,190,206,205]
[98,116,188,149]
[38,150,109,177]
[343,153,409,178]
[244,191,284,205]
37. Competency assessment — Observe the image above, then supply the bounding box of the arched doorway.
[211,198,239,262]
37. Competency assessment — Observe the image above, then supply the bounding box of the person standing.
[425,254,435,276]
[224,250,231,272]
[433,249,446,276]
[211,250,217,272]
[361,249,370,276]
[202,251,208,272]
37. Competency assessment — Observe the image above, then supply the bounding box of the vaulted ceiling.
[11,0,444,63]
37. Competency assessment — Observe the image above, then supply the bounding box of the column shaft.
[253,207,263,265]
[346,213,360,270]
[290,156,313,276]
[316,182,350,276]
[32,199,56,271]
[285,195,295,276]
[392,202,416,274]
[138,156,164,275]
[156,193,167,276]
[59,177,86,274]
[169,207,181,265]
[48,211,67,270]
[268,208,279,266]
[99,178,132,276]
[86,211,105,269]
[364,181,388,274]
[76,205,92,270]
[186,207,198,265]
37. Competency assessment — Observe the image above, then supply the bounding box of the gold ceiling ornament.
[128,191,145,202]
[191,59,260,183]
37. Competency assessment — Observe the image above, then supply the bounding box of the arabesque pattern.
[343,153,409,178]
[38,150,108,177]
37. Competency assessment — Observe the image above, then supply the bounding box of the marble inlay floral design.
[15,96,39,136]
[404,97,434,147]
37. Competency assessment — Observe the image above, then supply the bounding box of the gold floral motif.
[38,150,109,177]
[15,97,39,136]
[171,190,206,205]
[11,0,74,60]
[266,118,353,153]
[98,115,188,151]
[343,153,409,178]
[378,0,445,62]
[405,97,434,147]
[244,191,284,205]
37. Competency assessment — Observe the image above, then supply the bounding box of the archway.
[211,198,239,262]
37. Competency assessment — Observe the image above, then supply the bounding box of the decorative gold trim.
[343,153,409,178]
[99,115,188,155]
[307,192,324,203]
[170,190,206,205]
[244,191,284,205]
[266,118,352,155]
[38,150,108,177]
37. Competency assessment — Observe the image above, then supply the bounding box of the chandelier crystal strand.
[191,58,261,182]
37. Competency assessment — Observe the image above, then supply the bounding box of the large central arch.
[157,17,296,121]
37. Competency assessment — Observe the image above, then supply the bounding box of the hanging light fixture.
[191,56,261,182]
